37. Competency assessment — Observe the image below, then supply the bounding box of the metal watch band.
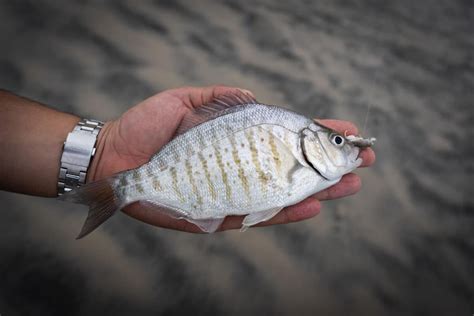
[57,118,104,195]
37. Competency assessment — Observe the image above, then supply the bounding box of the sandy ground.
[0,1,472,315]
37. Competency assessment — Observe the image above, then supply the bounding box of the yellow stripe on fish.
[185,159,202,206]
[229,134,250,200]
[246,128,270,194]
[198,152,217,201]
[213,143,232,202]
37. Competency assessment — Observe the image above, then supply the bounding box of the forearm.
[0,90,80,197]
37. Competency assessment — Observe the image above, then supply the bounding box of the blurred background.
[0,0,472,315]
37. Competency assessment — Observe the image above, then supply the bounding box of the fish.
[60,92,376,238]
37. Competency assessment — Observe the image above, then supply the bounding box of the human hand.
[88,85,376,233]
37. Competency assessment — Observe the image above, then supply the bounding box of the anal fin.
[241,207,283,232]
[186,218,225,233]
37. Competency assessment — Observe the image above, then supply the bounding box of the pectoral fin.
[241,207,283,232]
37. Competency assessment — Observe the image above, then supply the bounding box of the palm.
[89,91,192,180]
[88,86,375,232]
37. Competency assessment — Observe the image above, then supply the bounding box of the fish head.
[301,123,362,181]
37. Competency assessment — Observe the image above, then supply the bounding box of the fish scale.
[61,93,374,238]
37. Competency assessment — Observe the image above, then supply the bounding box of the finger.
[313,173,361,200]
[167,85,256,109]
[316,119,358,135]
[219,198,321,231]
[259,198,321,226]
[359,147,376,167]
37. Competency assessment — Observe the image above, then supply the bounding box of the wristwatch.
[57,118,104,195]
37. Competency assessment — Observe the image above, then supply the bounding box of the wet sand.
[0,1,472,315]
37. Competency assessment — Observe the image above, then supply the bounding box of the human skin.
[0,86,375,233]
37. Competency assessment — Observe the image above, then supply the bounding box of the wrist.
[85,120,115,183]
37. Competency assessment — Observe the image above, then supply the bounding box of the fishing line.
[362,103,372,136]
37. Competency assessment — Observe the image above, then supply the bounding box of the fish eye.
[330,134,345,147]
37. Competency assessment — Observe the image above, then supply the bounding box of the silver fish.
[60,93,375,238]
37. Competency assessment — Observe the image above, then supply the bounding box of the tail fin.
[58,177,120,239]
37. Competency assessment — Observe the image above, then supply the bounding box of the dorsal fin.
[175,91,258,135]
